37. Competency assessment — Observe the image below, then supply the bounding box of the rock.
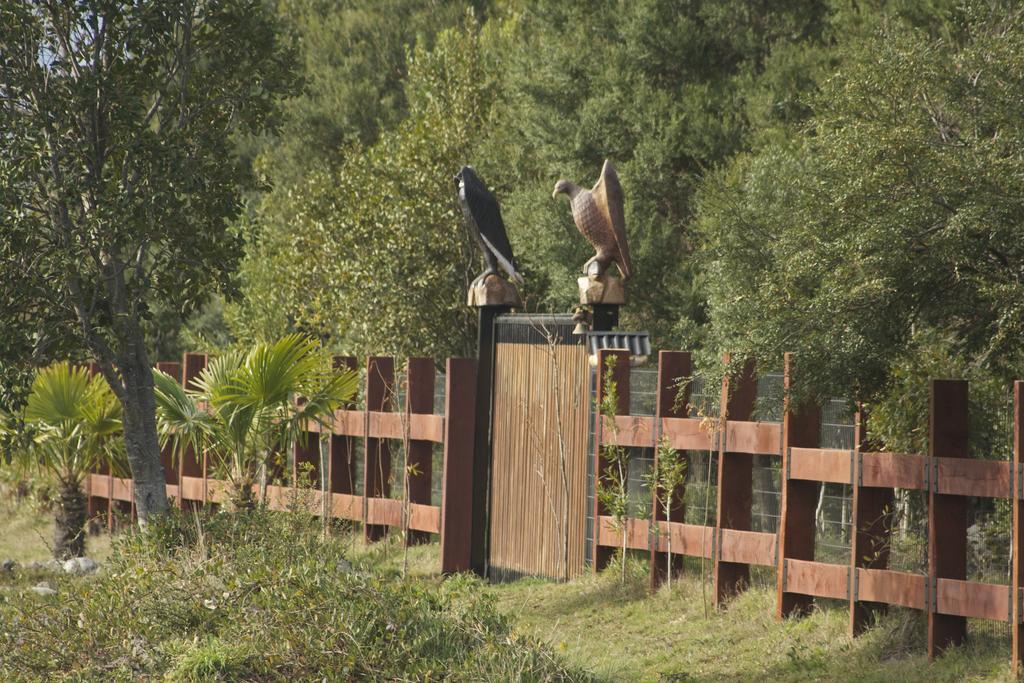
[0,559,16,572]
[62,557,98,575]
[27,559,62,572]
[336,558,355,574]
[31,581,57,596]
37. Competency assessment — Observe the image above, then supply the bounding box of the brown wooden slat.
[936,457,1011,499]
[785,559,849,601]
[650,521,715,559]
[440,358,477,575]
[607,415,655,447]
[1014,382,1024,672]
[789,448,852,485]
[111,477,132,501]
[660,416,713,451]
[180,476,204,501]
[719,529,775,566]
[860,452,926,489]
[366,497,402,527]
[409,413,444,443]
[86,473,105,496]
[597,515,649,550]
[650,351,692,590]
[408,503,441,534]
[165,484,180,500]
[856,568,925,609]
[330,493,363,520]
[265,484,289,511]
[367,411,404,440]
[726,421,782,455]
[928,379,969,657]
[328,409,365,436]
[936,578,1010,622]
[206,479,228,504]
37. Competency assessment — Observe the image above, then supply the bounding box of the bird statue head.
[552,179,573,200]
[454,165,476,191]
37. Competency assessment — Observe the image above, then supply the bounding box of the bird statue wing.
[464,175,518,277]
[592,160,631,279]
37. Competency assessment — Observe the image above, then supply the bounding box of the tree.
[16,364,125,559]
[232,19,493,358]
[0,2,297,522]
[154,334,357,510]
[697,1,1024,401]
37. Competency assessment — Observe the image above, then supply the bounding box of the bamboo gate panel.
[488,315,590,581]
[85,354,478,574]
[593,348,1024,670]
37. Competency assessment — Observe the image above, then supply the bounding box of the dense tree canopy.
[698,2,1024,399]
[0,1,297,518]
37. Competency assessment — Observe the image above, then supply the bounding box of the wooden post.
[179,353,207,509]
[471,305,510,574]
[593,348,630,572]
[441,358,478,574]
[405,357,435,545]
[714,357,757,607]
[650,351,691,590]
[328,357,359,503]
[849,406,894,636]
[363,356,394,542]
[927,379,969,658]
[1013,382,1024,673]
[777,353,820,618]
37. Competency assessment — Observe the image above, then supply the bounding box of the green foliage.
[646,435,688,585]
[0,508,590,681]
[595,356,635,585]
[154,335,357,508]
[0,0,298,385]
[18,363,125,485]
[232,18,492,358]
[698,1,1024,400]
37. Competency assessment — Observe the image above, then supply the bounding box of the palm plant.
[154,335,358,510]
[18,363,125,559]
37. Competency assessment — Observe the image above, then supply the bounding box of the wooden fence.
[594,348,1024,668]
[85,353,479,574]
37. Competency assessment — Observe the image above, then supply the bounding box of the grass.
[0,496,113,563]
[352,538,1016,682]
[0,501,1017,681]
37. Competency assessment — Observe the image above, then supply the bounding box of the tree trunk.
[54,478,86,560]
[117,339,170,524]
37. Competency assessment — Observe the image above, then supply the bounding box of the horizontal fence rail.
[86,354,478,575]
[591,349,1024,672]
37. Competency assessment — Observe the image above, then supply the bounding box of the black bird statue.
[455,166,524,288]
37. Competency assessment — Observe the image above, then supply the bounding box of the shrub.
[0,508,590,681]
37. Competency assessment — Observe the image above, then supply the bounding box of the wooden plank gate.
[487,314,591,581]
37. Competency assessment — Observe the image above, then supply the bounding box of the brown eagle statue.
[553,160,632,281]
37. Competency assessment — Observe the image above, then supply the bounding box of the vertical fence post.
[441,358,478,574]
[363,356,394,542]
[650,350,691,590]
[849,406,894,636]
[777,352,820,618]
[1013,381,1024,673]
[328,357,359,508]
[714,356,757,607]
[405,357,435,545]
[593,348,630,572]
[928,379,969,658]
[180,353,207,509]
